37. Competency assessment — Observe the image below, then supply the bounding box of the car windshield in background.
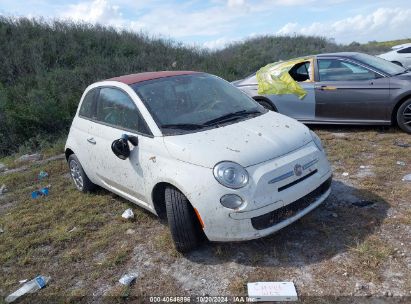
[131,73,265,134]
[353,53,406,75]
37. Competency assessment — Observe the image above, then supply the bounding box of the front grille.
[251,177,332,230]
[278,169,317,192]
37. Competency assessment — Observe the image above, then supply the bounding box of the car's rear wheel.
[256,99,275,111]
[68,154,96,192]
[165,186,201,252]
[397,98,411,134]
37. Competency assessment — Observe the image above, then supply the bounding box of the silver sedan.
[233,52,411,133]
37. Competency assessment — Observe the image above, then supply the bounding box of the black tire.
[256,99,275,111]
[165,186,200,252]
[68,154,96,192]
[397,98,411,134]
[391,61,403,67]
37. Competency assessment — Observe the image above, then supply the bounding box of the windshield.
[353,53,406,75]
[131,73,265,135]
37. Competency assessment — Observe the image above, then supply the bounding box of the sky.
[0,0,410,49]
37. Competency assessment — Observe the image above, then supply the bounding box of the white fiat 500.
[65,71,332,252]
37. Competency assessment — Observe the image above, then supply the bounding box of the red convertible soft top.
[107,71,201,85]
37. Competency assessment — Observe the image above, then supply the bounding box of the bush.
[0,17,399,155]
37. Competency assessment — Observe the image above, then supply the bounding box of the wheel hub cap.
[404,104,411,126]
[69,160,84,190]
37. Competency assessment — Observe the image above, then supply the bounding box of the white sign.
[247,281,298,302]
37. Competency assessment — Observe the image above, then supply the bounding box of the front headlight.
[310,130,324,152]
[213,161,249,189]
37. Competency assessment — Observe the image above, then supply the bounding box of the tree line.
[0,17,401,155]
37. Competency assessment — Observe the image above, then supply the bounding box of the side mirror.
[111,134,139,160]
[111,138,130,160]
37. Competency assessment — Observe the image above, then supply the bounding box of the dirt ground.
[0,126,411,303]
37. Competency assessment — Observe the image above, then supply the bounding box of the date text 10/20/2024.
[149,296,257,303]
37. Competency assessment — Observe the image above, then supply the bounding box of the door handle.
[87,137,96,145]
[315,85,337,91]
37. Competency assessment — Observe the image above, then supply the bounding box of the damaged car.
[233,52,411,133]
[65,71,332,252]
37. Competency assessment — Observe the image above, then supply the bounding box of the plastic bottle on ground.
[5,275,50,303]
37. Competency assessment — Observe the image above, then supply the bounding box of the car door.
[74,88,100,181]
[314,58,390,122]
[397,47,411,68]
[90,86,154,208]
[267,60,316,120]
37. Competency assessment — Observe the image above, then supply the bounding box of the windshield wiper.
[160,123,206,130]
[203,109,261,126]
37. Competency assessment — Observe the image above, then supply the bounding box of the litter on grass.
[126,228,136,235]
[31,187,49,199]
[119,273,138,286]
[5,275,50,303]
[396,161,406,166]
[122,209,134,219]
[38,171,49,180]
[402,174,411,182]
[0,184,7,195]
[247,281,298,302]
[342,172,349,177]
[16,153,43,163]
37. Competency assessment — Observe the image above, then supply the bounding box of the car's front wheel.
[397,98,411,134]
[165,186,202,252]
[68,154,96,192]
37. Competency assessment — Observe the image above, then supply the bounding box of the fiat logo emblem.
[294,164,303,176]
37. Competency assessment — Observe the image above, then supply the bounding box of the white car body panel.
[379,43,411,68]
[65,79,332,242]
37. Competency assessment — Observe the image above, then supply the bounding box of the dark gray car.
[233,52,411,133]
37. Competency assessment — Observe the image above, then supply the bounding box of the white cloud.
[61,0,125,27]
[276,7,411,43]
[203,37,233,49]
[57,0,323,39]
[227,0,245,8]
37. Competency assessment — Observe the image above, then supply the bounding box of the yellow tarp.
[256,57,312,99]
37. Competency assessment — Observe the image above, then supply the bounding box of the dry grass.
[1,126,411,300]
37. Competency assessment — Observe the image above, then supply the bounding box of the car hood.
[163,112,312,168]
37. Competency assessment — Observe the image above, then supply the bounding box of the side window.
[397,47,411,54]
[79,89,97,118]
[318,59,378,81]
[96,87,151,135]
[289,61,312,82]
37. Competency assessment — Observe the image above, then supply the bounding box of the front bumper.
[194,142,332,242]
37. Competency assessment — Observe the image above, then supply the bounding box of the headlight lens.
[310,130,324,152]
[213,161,249,189]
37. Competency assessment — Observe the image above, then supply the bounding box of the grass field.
[1,126,410,303]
